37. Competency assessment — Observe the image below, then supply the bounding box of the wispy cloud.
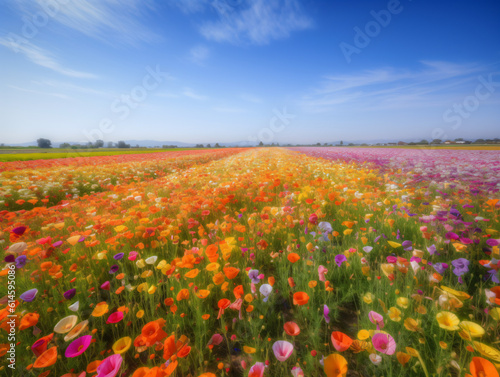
[240,93,262,103]
[8,85,70,99]
[0,37,97,78]
[173,0,312,45]
[33,80,113,97]
[12,0,158,45]
[301,61,489,113]
[213,106,246,113]
[182,87,207,100]
[189,45,210,65]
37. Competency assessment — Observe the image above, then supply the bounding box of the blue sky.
[0,0,499,145]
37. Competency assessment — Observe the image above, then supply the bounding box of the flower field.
[1,147,499,377]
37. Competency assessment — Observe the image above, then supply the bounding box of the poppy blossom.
[284,321,300,336]
[96,354,123,377]
[469,356,499,377]
[272,340,294,361]
[331,331,353,352]
[323,353,347,377]
[32,333,54,357]
[34,347,58,368]
[372,333,396,355]
[20,288,38,302]
[248,362,266,377]
[54,315,78,334]
[293,292,309,306]
[65,335,92,357]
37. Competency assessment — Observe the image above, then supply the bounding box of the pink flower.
[106,311,123,324]
[128,251,138,261]
[318,265,328,282]
[96,354,122,377]
[368,311,385,329]
[208,333,223,346]
[248,362,265,377]
[272,340,294,362]
[291,366,304,377]
[65,335,92,358]
[372,333,396,355]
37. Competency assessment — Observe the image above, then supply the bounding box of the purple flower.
[402,240,412,251]
[427,244,437,255]
[15,255,28,268]
[52,240,63,248]
[486,239,500,247]
[323,305,330,323]
[445,232,459,240]
[335,254,347,267]
[113,253,124,260]
[248,269,260,284]
[451,258,470,277]
[12,226,27,236]
[20,288,38,302]
[109,265,119,274]
[433,263,448,275]
[63,289,76,300]
[487,270,499,284]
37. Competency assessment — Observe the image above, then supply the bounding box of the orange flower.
[163,334,190,361]
[19,312,40,330]
[324,353,348,377]
[331,331,353,352]
[284,321,300,336]
[34,347,58,368]
[135,319,168,347]
[176,289,190,301]
[469,356,499,377]
[287,253,300,263]
[223,266,240,279]
[293,292,309,306]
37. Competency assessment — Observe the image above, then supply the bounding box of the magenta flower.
[368,311,385,329]
[65,335,92,358]
[128,251,138,261]
[323,304,330,323]
[12,226,27,235]
[63,289,76,300]
[272,340,294,362]
[96,354,123,377]
[101,281,111,290]
[106,311,124,324]
[334,254,347,267]
[372,333,396,355]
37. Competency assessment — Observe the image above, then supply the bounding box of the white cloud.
[301,61,486,113]
[12,0,158,45]
[0,37,97,78]
[213,106,245,113]
[182,87,207,100]
[8,85,70,99]
[197,0,312,45]
[189,45,210,65]
[240,93,262,103]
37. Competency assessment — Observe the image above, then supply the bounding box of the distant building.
[397,141,407,145]
[387,142,397,146]
[444,140,455,144]
[455,140,466,144]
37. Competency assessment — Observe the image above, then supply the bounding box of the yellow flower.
[388,307,401,322]
[458,321,485,340]
[404,318,421,332]
[473,342,500,363]
[357,330,370,340]
[243,346,256,354]
[397,297,409,309]
[436,311,460,331]
[489,308,500,321]
[112,337,132,354]
[363,293,374,304]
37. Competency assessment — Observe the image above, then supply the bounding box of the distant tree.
[195,144,204,148]
[408,142,416,145]
[361,143,368,146]
[214,143,221,148]
[37,138,52,148]
[258,141,264,147]
[60,142,71,148]
[107,142,114,148]
[117,141,130,148]
[474,139,485,144]
[206,144,211,148]
[431,139,442,144]
[316,142,321,146]
[340,140,343,146]
[95,140,104,148]
[418,139,429,145]
[348,143,354,146]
